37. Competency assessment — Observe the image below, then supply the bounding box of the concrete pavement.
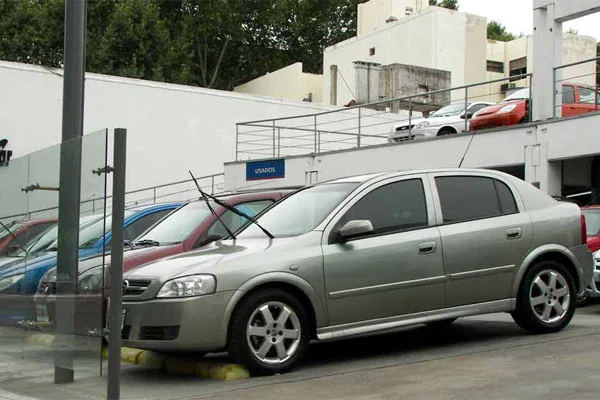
[0,304,599,399]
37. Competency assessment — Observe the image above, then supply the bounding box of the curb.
[103,347,251,381]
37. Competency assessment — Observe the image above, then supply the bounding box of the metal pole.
[153,187,156,204]
[54,0,87,385]
[529,84,533,123]
[235,124,239,161]
[408,98,413,139]
[464,87,469,133]
[277,128,281,157]
[313,115,317,154]
[107,128,127,400]
[357,107,361,148]
[552,68,556,119]
[211,175,215,195]
[272,120,276,158]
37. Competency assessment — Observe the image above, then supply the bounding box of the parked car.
[389,117,427,142]
[120,169,592,375]
[0,218,57,256]
[0,203,180,325]
[33,190,289,334]
[390,102,493,142]
[581,206,600,298]
[470,83,600,131]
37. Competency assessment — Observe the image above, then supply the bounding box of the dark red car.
[0,219,57,257]
[32,190,290,334]
[470,83,600,131]
[582,206,600,253]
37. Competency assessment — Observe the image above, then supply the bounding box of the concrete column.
[330,65,338,105]
[532,3,562,121]
[524,143,562,196]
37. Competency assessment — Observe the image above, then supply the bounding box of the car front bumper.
[122,290,235,352]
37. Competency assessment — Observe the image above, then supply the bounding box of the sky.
[458,0,600,41]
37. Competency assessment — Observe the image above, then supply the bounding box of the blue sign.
[246,159,285,181]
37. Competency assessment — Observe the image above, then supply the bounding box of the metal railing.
[235,73,532,161]
[1,172,225,223]
[553,55,600,118]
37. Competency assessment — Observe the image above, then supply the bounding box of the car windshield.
[583,209,600,237]
[135,201,213,245]
[238,183,359,238]
[74,210,136,249]
[502,88,530,102]
[0,222,25,240]
[12,215,102,256]
[429,104,467,118]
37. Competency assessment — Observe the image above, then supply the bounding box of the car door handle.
[505,228,522,240]
[418,242,437,254]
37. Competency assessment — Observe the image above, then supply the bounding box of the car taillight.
[581,214,587,245]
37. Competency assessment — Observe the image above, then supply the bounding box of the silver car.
[122,169,593,375]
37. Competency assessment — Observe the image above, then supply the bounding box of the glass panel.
[435,176,502,223]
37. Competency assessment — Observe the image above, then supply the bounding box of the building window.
[509,57,527,81]
[486,60,504,74]
[369,47,375,56]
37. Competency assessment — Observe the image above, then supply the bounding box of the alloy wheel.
[529,269,570,324]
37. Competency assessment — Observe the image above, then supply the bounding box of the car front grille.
[123,279,151,296]
[139,326,180,341]
[395,125,415,132]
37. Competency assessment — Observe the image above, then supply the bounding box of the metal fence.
[553,55,600,118]
[235,73,532,161]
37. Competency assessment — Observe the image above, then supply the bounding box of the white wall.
[323,7,487,106]
[234,62,323,103]
[357,0,429,36]
[0,61,341,195]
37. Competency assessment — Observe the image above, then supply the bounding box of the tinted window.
[338,179,428,236]
[207,200,274,239]
[562,85,575,104]
[578,87,600,104]
[435,176,518,223]
[124,209,172,241]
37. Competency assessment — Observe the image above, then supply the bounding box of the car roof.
[125,202,182,213]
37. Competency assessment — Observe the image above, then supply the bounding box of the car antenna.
[188,171,236,241]
[0,220,28,254]
[188,171,274,239]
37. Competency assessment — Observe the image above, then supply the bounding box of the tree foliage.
[0,0,362,90]
[429,0,458,10]
[487,21,517,41]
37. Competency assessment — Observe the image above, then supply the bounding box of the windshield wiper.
[0,220,28,255]
[188,171,237,240]
[189,171,275,239]
[134,239,160,247]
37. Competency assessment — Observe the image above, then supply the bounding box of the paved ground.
[1,304,600,400]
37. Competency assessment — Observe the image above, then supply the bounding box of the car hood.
[125,237,296,281]
[0,251,58,277]
[421,115,461,125]
[475,100,523,117]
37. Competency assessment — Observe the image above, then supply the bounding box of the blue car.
[0,202,180,325]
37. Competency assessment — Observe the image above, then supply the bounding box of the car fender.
[510,243,584,297]
[437,125,459,134]
[219,272,328,340]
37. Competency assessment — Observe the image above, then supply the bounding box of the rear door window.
[435,176,518,223]
[562,85,575,104]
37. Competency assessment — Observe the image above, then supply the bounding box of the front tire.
[511,261,576,334]
[438,127,455,136]
[228,288,310,375]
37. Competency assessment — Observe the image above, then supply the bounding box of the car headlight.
[78,265,107,293]
[415,121,429,129]
[0,274,25,292]
[156,274,216,298]
[497,104,517,114]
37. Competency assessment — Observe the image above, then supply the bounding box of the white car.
[389,102,493,142]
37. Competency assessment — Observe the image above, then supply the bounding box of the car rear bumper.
[122,291,235,352]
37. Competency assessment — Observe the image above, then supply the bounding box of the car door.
[431,173,533,307]
[321,176,445,326]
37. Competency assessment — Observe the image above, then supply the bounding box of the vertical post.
[211,175,215,195]
[330,65,338,106]
[54,0,87,385]
[552,68,557,119]
[313,115,317,154]
[153,187,156,204]
[107,128,127,400]
[528,84,533,123]
[235,124,239,161]
[357,107,362,148]
[408,98,413,139]
[272,120,276,158]
[464,87,469,133]
[277,128,281,157]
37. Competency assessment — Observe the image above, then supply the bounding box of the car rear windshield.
[583,209,600,237]
[238,183,359,238]
[430,104,466,117]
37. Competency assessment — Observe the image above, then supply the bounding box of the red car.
[0,219,57,257]
[582,206,600,253]
[470,83,600,131]
[32,190,290,334]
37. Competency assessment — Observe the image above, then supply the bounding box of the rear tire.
[511,260,576,334]
[228,288,310,376]
[438,127,455,136]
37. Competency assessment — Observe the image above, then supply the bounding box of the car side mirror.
[339,220,374,241]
